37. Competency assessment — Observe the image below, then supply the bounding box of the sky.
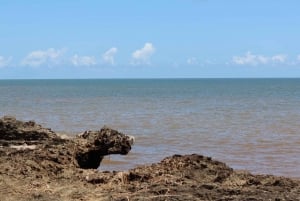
[1,0,300,79]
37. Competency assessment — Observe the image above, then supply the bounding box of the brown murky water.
[1,79,300,178]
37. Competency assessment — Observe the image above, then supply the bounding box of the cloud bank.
[6,47,300,70]
[232,52,287,65]
[70,54,97,66]
[22,48,65,67]
[132,43,155,64]
[102,47,118,65]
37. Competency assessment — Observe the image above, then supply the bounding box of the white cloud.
[0,56,12,68]
[187,57,198,65]
[232,52,287,65]
[297,55,300,61]
[22,48,65,67]
[271,54,287,63]
[232,52,268,65]
[102,47,118,65]
[70,54,96,66]
[132,42,155,64]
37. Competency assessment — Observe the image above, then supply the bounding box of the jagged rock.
[0,116,57,142]
[0,116,135,170]
[75,127,135,169]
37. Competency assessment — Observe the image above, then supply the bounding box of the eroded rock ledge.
[0,116,300,201]
[0,116,134,171]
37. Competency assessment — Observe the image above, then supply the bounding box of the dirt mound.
[0,116,299,200]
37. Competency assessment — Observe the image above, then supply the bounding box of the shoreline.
[2,78,300,180]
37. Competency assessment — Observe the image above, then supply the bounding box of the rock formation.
[0,116,134,170]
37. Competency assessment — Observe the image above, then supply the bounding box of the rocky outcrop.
[0,115,57,142]
[75,128,135,169]
[0,116,134,170]
[0,116,300,200]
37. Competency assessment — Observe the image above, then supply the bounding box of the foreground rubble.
[0,116,299,200]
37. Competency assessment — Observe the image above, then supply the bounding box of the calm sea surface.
[1,79,300,178]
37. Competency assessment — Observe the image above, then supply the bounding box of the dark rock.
[75,127,135,169]
[0,115,57,142]
[0,116,135,171]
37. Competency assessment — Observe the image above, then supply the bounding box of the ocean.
[1,78,300,178]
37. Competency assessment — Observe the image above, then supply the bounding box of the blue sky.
[1,0,300,78]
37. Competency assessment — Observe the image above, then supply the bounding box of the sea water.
[1,78,300,178]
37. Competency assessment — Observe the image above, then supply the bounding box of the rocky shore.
[0,116,299,200]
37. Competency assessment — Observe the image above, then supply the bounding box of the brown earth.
[0,116,300,201]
